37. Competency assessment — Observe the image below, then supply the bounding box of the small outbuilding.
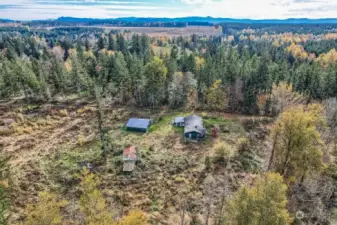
[184,115,206,142]
[172,116,185,127]
[126,118,151,132]
[123,146,137,172]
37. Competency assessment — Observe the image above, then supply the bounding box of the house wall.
[173,122,184,127]
[126,127,147,132]
[184,131,200,139]
[123,161,136,172]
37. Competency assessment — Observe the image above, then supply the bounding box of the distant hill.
[0,16,337,25]
[1,17,336,29]
[0,19,13,23]
[55,16,337,24]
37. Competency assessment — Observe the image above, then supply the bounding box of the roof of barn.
[126,118,151,130]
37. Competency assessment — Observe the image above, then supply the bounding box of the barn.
[126,118,151,132]
[184,115,206,142]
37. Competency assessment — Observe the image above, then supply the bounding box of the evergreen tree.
[168,72,196,109]
[116,33,126,52]
[108,33,116,51]
[70,50,90,94]
[97,35,105,50]
[85,38,91,51]
[113,52,131,102]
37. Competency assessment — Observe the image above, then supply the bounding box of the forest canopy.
[0,24,336,225]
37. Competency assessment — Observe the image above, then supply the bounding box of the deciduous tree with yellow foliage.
[286,42,308,60]
[23,192,68,225]
[116,210,149,225]
[270,82,306,116]
[226,172,291,225]
[79,169,114,225]
[269,104,325,182]
[316,48,337,67]
[0,150,11,225]
[204,80,227,110]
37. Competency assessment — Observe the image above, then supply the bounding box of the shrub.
[23,192,68,225]
[77,134,86,146]
[11,124,33,134]
[16,113,25,122]
[213,141,233,163]
[114,156,123,167]
[117,210,149,225]
[0,127,12,136]
[59,109,68,117]
[236,150,262,173]
[237,138,249,153]
[234,138,262,173]
[204,156,212,171]
[44,146,101,190]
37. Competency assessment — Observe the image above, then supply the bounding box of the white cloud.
[0,0,337,20]
[179,0,337,19]
[180,0,216,4]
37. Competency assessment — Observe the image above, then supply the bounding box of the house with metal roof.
[184,115,206,142]
[123,146,137,172]
[172,116,185,127]
[126,118,151,132]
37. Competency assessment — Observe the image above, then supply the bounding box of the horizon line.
[1,16,337,22]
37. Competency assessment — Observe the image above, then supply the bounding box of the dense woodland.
[0,24,336,225]
[1,26,337,112]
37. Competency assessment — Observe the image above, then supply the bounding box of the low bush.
[237,138,249,153]
[212,141,233,164]
[43,145,101,192]
[59,109,68,117]
[233,139,262,173]
[0,126,13,136]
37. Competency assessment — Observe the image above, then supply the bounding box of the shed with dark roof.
[126,118,151,132]
[184,115,206,142]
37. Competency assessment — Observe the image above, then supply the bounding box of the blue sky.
[0,0,337,20]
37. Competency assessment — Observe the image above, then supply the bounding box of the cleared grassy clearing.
[0,100,271,223]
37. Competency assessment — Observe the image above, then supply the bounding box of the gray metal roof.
[126,118,151,129]
[184,115,205,134]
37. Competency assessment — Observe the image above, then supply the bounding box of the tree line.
[0,28,336,115]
